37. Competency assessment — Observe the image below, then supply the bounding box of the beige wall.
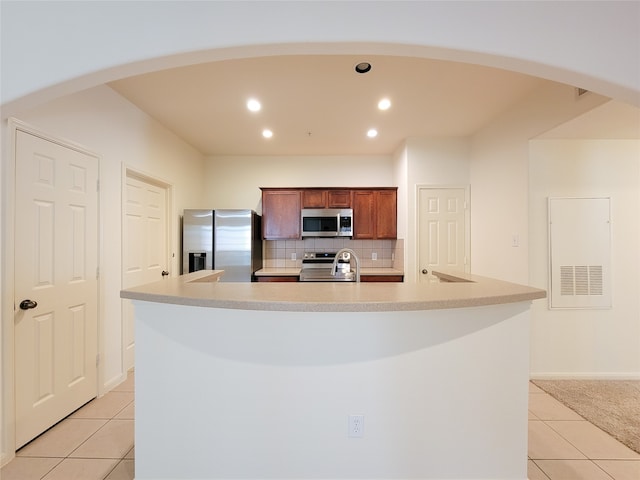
[469,83,608,284]
[2,0,639,467]
[529,138,640,377]
[201,155,394,212]
[401,138,471,283]
[14,85,206,389]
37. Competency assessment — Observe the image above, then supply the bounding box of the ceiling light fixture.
[354,62,372,74]
[378,98,391,110]
[367,129,378,138]
[247,98,261,112]
[262,129,273,139]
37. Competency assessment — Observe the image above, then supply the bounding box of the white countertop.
[120,269,546,312]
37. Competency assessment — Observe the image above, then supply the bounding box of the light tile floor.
[528,382,640,480]
[2,379,638,479]
[1,373,135,480]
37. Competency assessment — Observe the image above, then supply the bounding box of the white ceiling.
[110,55,640,156]
[109,55,552,156]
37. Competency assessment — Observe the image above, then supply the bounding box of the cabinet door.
[302,189,327,208]
[375,190,397,239]
[262,190,301,239]
[352,190,375,239]
[328,190,352,208]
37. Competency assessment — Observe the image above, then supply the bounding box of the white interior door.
[14,130,99,448]
[122,171,169,371]
[418,187,468,282]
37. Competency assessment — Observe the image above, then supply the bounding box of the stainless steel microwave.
[301,208,353,237]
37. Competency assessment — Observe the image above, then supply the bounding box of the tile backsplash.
[264,238,404,270]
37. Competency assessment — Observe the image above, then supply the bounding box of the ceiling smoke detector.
[354,62,372,74]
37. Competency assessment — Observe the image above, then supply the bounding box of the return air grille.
[549,197,611,309]
[560,265,603,296]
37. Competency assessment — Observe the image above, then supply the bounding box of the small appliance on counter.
[182,209,262,282]
[299,251,354,282]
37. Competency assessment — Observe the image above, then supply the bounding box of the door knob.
[421,269,428,275]
[19,299,38,310]
[161,270,169,277]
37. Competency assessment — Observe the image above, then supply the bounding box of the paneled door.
[122,171,169,371]
[14,130,99,448]
[418,187,469,282]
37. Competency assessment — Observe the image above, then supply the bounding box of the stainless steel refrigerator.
[182,209,262,282]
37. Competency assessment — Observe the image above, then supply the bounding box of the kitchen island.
[121,271,545,480]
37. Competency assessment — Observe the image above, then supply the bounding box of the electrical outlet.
[291,252,297,261]
[512,234,519,247]
[372,252,377,261]
[348,414,364,438]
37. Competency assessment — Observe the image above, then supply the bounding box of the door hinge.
[96,353,100,367]
[463,200,468,210]
[96,266,100,279]
[96,179,100,192]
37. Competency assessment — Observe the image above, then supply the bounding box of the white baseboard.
[102,372,128,394]
[0,451,15,469]
[530,372,640,380]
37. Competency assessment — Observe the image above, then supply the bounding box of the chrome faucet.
[332,248,360,282]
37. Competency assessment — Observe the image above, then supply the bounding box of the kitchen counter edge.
[120,270,546,312]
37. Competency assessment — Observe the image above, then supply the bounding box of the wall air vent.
[576,87,590,97]
[549,197,611,309]
[560,265,603,296]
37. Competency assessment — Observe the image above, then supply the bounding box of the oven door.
[299,268,355,282]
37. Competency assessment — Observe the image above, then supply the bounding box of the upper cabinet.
[352,190,376,239]
[352,188,397,239]
[327,190,352,208]
[302,189,352,208]
[261,188,301,240]
[261,187,396,240]
[301,189,327,208]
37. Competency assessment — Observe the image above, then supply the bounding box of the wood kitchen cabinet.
[262,187,396,240]
[375,189,397,239]
[360,275,404,282]
[261,188,301,239]
[302,189,327,208]
[301,189,352,208]
[327,190,351,208]
[352,188,397,239]
[255,276,299,282]
[352,190,376,239]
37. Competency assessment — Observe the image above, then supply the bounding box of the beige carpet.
[532,379,640,454]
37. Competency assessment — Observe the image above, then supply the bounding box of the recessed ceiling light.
[378,98,391,110]
[367,129,378,138]
[247,98,261,112]
[262,129,273,139]
[355,62,372,74]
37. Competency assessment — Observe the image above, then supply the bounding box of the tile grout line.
[543,417,637,460]
[529,388,637,479]
[528,390,595,478]
[529,459,552,480]
[38,458,64,480]
[38,397,134,479]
